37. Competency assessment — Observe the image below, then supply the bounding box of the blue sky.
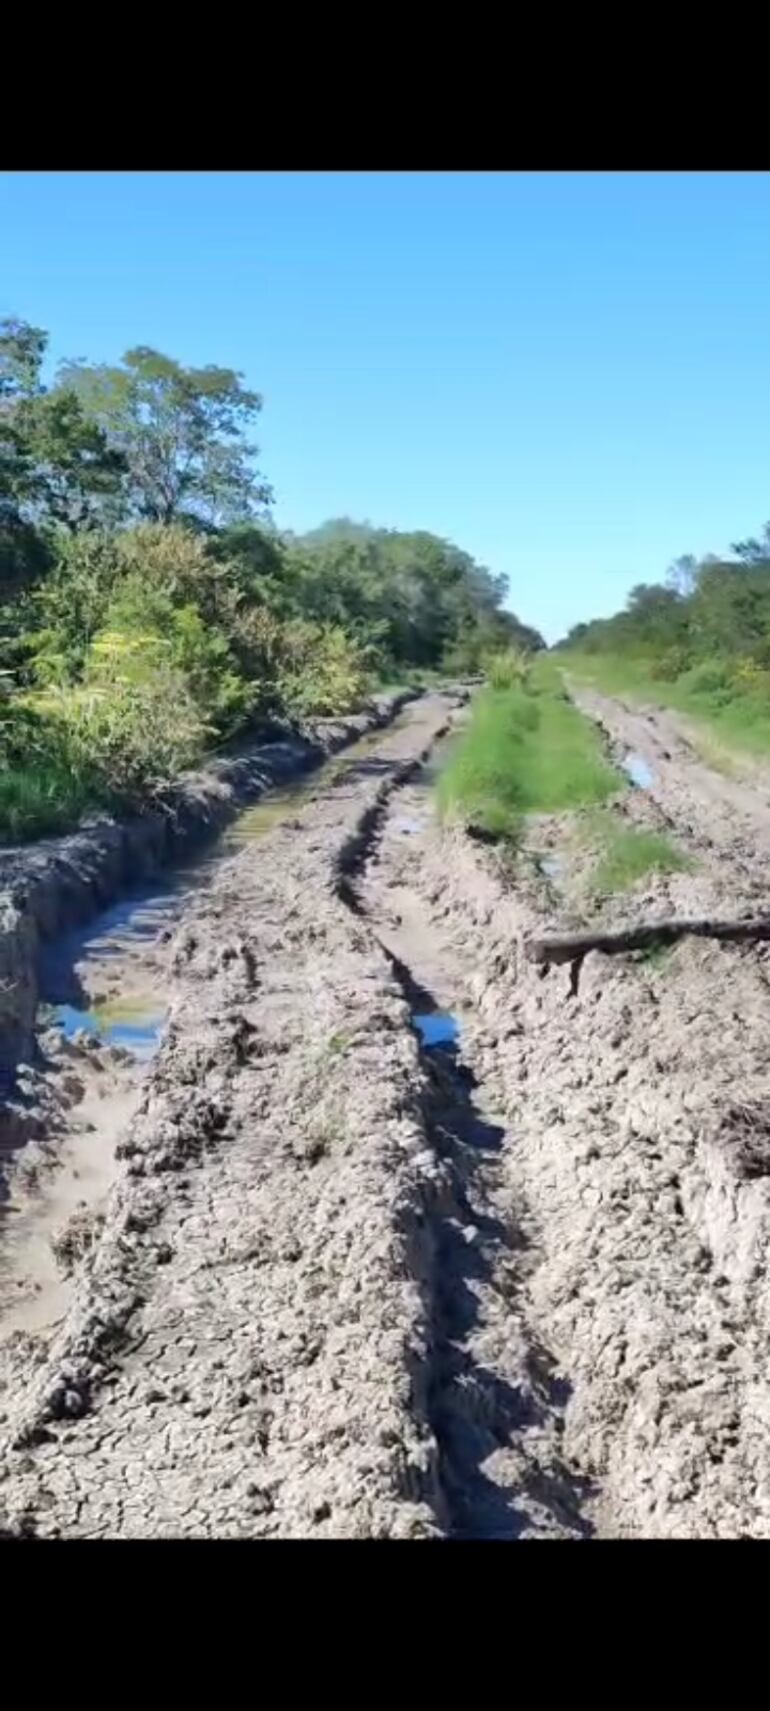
[2,171,770,642]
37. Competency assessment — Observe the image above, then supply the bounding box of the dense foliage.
[558,527,770,718]
[1,316,541,840]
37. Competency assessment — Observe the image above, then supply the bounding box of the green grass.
[586,813,691,894]
[0,762,103,844]
[436,668,622,842]
[635,941,675,969]
[565,650,770,761]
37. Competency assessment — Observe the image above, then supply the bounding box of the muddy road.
[3,684,770,1537]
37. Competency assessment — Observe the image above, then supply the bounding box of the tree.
[732,524,770,565]
[666,554,698,597]
[59,347,273,527]
[0,317,126,533]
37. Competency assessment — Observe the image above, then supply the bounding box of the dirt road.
[3,685,770,1537]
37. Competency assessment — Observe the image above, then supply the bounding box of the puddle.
[46,997,166,1062]
[34,713,422,1068]
[412,1010,460,1049]
[622,752,655,789]
[392,814,425,836]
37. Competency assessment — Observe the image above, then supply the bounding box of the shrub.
[484,647,531,690]
[647,646,691,681]
[681,660,737,698]
[0,697,103,839]
[39,674,208,802]
[276,622,374,717]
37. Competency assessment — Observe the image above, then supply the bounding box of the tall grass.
[437,671,621,842]
[0,762,103,843]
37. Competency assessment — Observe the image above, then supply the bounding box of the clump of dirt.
[50,1208,105,1276]
[711,1098,770,1182]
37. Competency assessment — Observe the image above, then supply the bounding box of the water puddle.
[45,997,166,1062]
[33,713,421,1067]
[622,752,655,789]
[412,1010,460,1049]
[392,814,425,836]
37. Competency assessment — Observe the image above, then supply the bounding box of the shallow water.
[47,997,165,1062]
[622,752,655,789]
[412,1010,460,1049]
[35,713,420,1063]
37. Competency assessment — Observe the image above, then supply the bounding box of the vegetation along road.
[5,312,770,1535]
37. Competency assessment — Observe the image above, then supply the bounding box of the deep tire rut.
[352,775,593,1538]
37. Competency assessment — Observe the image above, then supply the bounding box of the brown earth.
[2,685,770,1537]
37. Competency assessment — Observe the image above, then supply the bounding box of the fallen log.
[524,915,770,966]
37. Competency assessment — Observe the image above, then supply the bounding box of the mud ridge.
[349,766,594,1538]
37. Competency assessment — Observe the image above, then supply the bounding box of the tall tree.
[0,317,126,533]
[59,347,272,527]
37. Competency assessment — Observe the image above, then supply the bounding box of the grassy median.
[436,661,621,842]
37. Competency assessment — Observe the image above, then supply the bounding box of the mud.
[3,683,770,1537]
[0,691,416,1090]
[568,681,770,923]
[0,694,462,1537]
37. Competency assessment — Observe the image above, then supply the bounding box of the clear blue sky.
[3,171,770,642]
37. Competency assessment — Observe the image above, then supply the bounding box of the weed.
[586,812,691,894]
[327,1030,351,1055]
[635,941,675,969]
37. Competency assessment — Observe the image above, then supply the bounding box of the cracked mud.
[3,685,770,1537]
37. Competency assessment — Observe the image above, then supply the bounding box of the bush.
[26,672,208,805]
[276,622,374,717]
[647,646,691,681]
[62,676,208,798]
[484,647,531,690]
[97,577,254,737]
[680,660,737,698]
[0,697,103,840]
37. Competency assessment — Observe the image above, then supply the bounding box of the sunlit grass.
[587,814,692,894]
[436,672,622,842]
[565,651,770,761]
[0,763,100,844]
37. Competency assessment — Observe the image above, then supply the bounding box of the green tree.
[59,347,272,527]
[0,317,126,533]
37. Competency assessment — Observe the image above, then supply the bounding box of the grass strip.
[436,669,621,842]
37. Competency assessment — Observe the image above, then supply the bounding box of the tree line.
[559,526,770,703]
[0,316,542,840]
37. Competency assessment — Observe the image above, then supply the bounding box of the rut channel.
[348,756,594,1538]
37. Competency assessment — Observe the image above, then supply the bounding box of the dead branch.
[524,916,770,966]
